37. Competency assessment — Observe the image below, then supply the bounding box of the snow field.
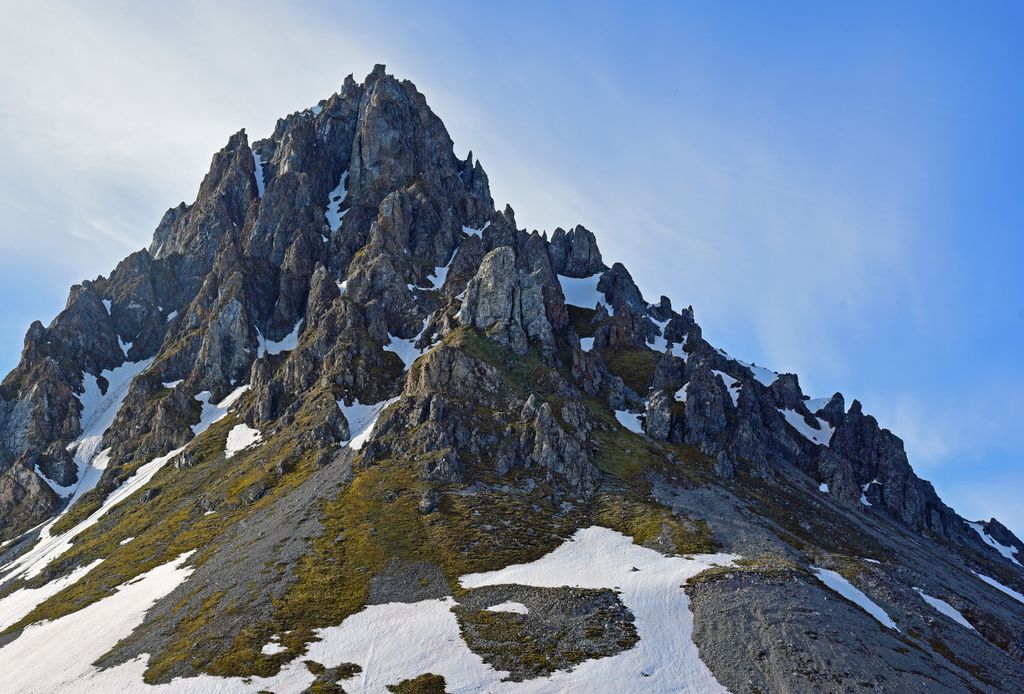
[0,528,739,693]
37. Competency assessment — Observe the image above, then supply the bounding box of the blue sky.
[0,1,1021,532]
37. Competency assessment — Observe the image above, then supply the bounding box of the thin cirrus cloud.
[0,2,1020,532]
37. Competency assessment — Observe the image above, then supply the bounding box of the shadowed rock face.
[0,65,1021,692]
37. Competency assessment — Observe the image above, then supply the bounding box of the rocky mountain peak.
[0,66,1021,692]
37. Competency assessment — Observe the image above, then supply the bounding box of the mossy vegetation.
[598,348,658,394]
[593,494,716,555]
[207,458,588,676]
[50,487,105,535]
[387,673,447,693]
[452,584,638,681]
[688,555,808,586]
[566,305,598,338]
[447,327,551,399]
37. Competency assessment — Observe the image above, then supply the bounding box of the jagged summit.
[0,67,1021,692]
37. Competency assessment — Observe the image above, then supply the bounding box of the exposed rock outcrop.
[458,247,556,355]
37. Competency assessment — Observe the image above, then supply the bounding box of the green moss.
[446,327,550,398]
[150,328,202,374]
[589,425,667,489]
[304,660,327,675]
[827,554,873,581]
[456,609,556,678]
[336,662,362,679]
[237,461,583,675]
[142,591,226,684]
[688,556,807,585]
[599,348,658,394]
[52,397,205,537]
[387,673,447,693]
[566,305,598,337]
[51,488,105,534]
[197,329,719,679]
[592,494,717,555]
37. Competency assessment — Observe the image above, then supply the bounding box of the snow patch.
[0,559,103,631]
[812,567,899,630]
[225,423,262,458]
[646,316,686,356]
[462,221,490,237]
[2,384,247,584]
[860,479,879,507]
[737,359,778,386]
[973,571,1024,605]
[252,152,266,197]
[0,529,740,692]
[162,380,182,389]
[261,640,288,656]
[43,358,155,499]
[805,397,830,413]
[338,397,400,450]
[968,522,1022,566]
[779,408,834,446]
[558,273,614,316]
[8,448,171,583]
[647,316,669,352]
[460,526,739,692]
[712,370,741,406]
[192,386,250,436]
[257,320,303,357]
[674,383,689,403]
[671,339,688,360]
[165,310,178,322]
[0,553,195,694]
[428,251,456,290]
[102,299,112,315]
[579,336,595,352]
[384,322,430,370]
[325,171,349,232]
[614,410,643,434]
[913,588,975,630]
[819,483,830,493]
[119,536,134,546]
[485,601,529,615]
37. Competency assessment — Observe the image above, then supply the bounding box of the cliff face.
[0,66,1020,693]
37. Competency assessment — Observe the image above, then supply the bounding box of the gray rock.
[548,225,605,277]
[458,247,555,354]
[644,390,673,441]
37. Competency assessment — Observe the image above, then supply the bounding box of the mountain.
[0,65,1021,693]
